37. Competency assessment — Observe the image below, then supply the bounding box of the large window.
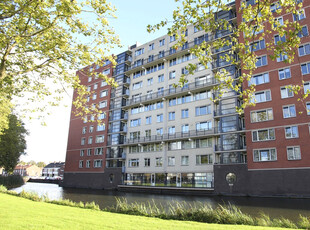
[182,124,189,133]
[285,126,299,138]
[130,118,141,127]
[95,135,104,143]
[95,148,103,155]
[168,126,175,135]
[301,62,310,75]
[155,157,163,167]
[97,124,105,131]
[182,109,189,118]
[293,9,306,21]
[196,121,212,131]
[287,146,301,160]
[100,90,108,98]
[256,56,267,67]
[253,149,277,162]
[128,159,139,167]
[93,160,102,168]
[196,155,213,164]
[99,101,107,108]
[252,129,275,142]
[132,81,143,90]
[156,128,163,136]
[298,25,309,38]
[250,39,265,51]
[283,105,296,118]
[195,105,211,116]
[279,68,291,80]
[168,157,175,166]
[253,90,271,103]
[249,73,269,86]
[299,43,310,56]
[181,156,189,166]
[280,86,294,98]
[168,112,175,120]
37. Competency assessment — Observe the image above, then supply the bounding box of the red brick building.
[63,61,118,189]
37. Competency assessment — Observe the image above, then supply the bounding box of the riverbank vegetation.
[0,175,24,189]
[1,185,310,229]
[0,192,289,230]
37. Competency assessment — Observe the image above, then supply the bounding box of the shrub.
[0,175,24,188]
[298,215,310,229]
[85,201,100,211]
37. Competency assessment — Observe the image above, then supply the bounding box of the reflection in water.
[12,182,310,222]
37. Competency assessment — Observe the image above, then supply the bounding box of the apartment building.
[63,61,120,189]
[64,0,310,196]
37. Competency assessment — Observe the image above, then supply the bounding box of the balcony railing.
[214,144,246,152]
[125,78,219,107]
[124,128,219,145]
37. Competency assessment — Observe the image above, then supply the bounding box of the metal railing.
[125,78,219,107]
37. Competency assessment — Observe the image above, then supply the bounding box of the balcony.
[214,144,246,152]
[124,128,219,145]
[106,152,126,159]
[124,77,219,108]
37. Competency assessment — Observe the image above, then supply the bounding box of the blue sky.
[21,0,180,163]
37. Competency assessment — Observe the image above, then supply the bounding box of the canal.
[12,182,310,222]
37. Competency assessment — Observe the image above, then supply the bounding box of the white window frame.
[253,148,277,162]
[283,104,296,118]
[280,85,294,99]
[287,146,301,160]
[285,126,299,139]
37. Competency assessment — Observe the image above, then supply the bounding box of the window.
[271,2,281,12]
[82,127,86,134]
[99,113,106,120]
[86,160,90,168]
[250,39,265,51]
[87,149,92,156]
[149,43,154,50]
[301,62,310,75]
[299,44,310,56]
[194,25,202,33]
[92,93,97,100]
[135,48,144,56]
[170,34,176,42]
[145,130,151,137]
[196,138,212,148]
[279,68,291,80]
[79,160,83,168]
[304,82,310,94]
[285,126,299,138]
[274,35,286,44]
[159,39,165,46]
[181,67,189,75]
[102,68,110,75]
[293,9,306,21]
[88,77,92,82]
[273,17,283,27]
[157,114,163,123]
[158,74,164,83]
[81,138,86,145]
[168,126,175,135]
[157,87,164,96]
[100,90,108,98]
[88,136,92,144]
[94,160,102,168]
[253,90,271,103]
[196,155,213,164]
[87,86,91,92]
[147,78,153,86]
[156,128,163,136]
[194,34,208,45]
[181,156,189,166]
[287,146,301,160]
[93,83,98,90]
[196,121,212,131]
[168,157,175,166]
[280,86,294,98]
[298,25,309,38]
[256,56,267,67]
[128,159,139,167]
[168,112,175,120]
[146,116,152,125]
[144,158,150,167]
[132,81,143,90]
[156,157,163,167]
[252,25,264,35]
[80,150,84,156]
[95,135,104,143]
[169,71,176,79]
[101,80,107,87]
[249,73,269,86]
[99,101,107,108]
[95,147,103,155]
[97,124,105,131]
[307,102,310,115]
[130,131,140,140]
[195,105,211,116]
[181,109,189,118]
[130,118,141,127]
[169,47,176,55]
[253,148,277,162]
[159,50,165,58]
[252,129,275,142]
[182,124,189,133]
[283,105,296,118]
[251,109,273,122]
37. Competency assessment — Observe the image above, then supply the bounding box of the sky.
[20,0,181,164]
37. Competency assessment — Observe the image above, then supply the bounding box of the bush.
[0,175,24,188]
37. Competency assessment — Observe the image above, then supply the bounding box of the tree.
[0,114,28,173]
[36,161,46,168]
[0,0,121,133]
[148,0,308,112]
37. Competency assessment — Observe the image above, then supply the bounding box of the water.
[12,182,310,222]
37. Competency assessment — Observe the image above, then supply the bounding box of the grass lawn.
[0,193,289,230]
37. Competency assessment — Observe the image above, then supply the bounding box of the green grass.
[0,193,289,230]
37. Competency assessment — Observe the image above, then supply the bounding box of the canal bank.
[11,182,310,222]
